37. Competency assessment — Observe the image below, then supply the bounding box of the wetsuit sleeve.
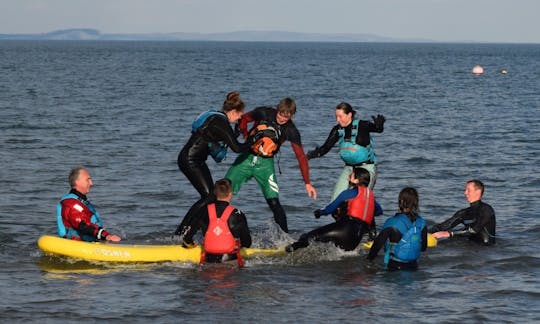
[291,142,311,184]
[367,227,394,260]
[320,188,357,215]
[62,199,108,240]
[308,125,340,158]
[238,106,270,137]
[229,210,252,248]
[429,208,467,233]
[207,115,250,153]
[182,209,209,245]
[421,226,428,251]
[238,112,256,138]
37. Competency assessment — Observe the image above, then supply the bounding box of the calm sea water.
[1,40,539,323]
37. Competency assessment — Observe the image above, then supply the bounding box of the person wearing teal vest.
[367,187,427,271]
[57,167,121,242]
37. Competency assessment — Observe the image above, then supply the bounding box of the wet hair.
[352,167,371,187]
[335,102,356,118]
[222,91,245,113]
[467,179,484,196]
[214,178,233,199]
[277,97,296,116]
[68,166,86,187]
[398,187,420,219]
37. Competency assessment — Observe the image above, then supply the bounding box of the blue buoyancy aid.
[338,119,376,165]
[383,213,425,266]
[192,110,228,162]
[56,193,103,242]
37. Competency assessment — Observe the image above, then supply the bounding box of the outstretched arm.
[291,142,317,200]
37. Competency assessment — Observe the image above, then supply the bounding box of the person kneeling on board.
[366,187,427,271]
[182,178,252,266]
[57,167,121,242]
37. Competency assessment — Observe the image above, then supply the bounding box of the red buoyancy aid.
[203,204,239,254]
[347,186,375,225]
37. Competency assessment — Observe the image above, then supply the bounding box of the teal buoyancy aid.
[56,193,103,242]
[337,119,376,165]
[192,110,228,162]
[383,213,425,266]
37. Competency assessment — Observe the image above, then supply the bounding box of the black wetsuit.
[183,200,252,262]
[175,112,250,236]
[429,200,496,246]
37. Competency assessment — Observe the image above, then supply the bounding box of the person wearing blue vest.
[367,187,427,271]
[57,167,121,242]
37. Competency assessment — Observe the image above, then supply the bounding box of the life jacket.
[56,193,103,242]
[249,123,280,157]
[383,213,425,266]
[192,110,228,162]
[346,186,375,225]
[201,204,243,267]
[338,119,376,165]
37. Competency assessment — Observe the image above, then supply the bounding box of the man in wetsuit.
[182,178,251,264]
[430,179,496,246]
[225,97,317,233]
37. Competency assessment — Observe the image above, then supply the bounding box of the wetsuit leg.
[266,198,288,233]
[331,166,352,201]
[287,218,365,252]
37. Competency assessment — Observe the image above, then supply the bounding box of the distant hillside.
[0,28,431,42]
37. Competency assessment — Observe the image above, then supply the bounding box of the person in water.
[57,167,121,242]
[430,179,496,245]
[182,178,252,265]
[306,102,385,196]
[367,187,428,271]
[225,97,317,233]
[175,91,256,237]
[285,167,382,252]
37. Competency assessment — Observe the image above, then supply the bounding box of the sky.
[1,0,539,43]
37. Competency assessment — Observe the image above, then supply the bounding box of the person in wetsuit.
[225,98,317,233]
[367,187,428,271]
[175,92,255,237]
[182,178,251,265]
[285,167,382,252]
[430,179,496,245]
[306,102,385,196]
[57,167,121,242]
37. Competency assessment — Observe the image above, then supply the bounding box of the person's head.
[69,167,93,195]
[214,178,233,201]
[335,102,356,127]
[276,97,296,125]
[349,167,371,187]
[222,91,245,123]
[464,179,484,203]
[398,187,419,217]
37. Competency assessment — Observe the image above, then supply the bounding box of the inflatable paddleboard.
[37,235,283,263]
[362,233,438,249]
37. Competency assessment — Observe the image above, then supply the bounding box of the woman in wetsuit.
[174,92,253,236]
[285,167,382,252]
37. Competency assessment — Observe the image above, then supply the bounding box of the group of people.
[55,91,496,270]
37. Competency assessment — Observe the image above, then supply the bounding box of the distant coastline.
[0,28,433,43]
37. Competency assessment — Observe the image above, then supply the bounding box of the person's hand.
[372,114,386,128]
[313,209,323,219]
[306,146,319,160]
[431,231,450,239]
[305,183,317,200]
[182,240,196,249]
[105,234,121,242]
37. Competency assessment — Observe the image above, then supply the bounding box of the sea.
[0,40,539,323]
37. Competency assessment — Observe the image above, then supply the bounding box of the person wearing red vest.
[182,178,252,265]
[285,167,381,252]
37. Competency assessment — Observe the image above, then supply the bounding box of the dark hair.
[214,178,233,199]
[467,179,484,196]
[336,102,356,118]
[353,167,370,187]
[68,167,86,187]
[223,91,245,113]
[398,187,419,219]
[277,97,296,116]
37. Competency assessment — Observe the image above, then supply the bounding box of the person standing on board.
[175,92,257,237]
[182,178,252,265]
[285,167,382,252]
[225,97,317,233]
[57,167,121,242]
[430,179,496,245]
[367,187,428,271]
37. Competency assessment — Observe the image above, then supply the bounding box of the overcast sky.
[1,0,539,43]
